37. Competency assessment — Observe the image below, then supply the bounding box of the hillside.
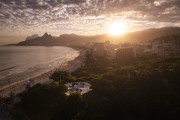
[16,27,180,47]
[119,27,180,43]
[17,33,56,46]
[151,33,180,43]
[17,33,110,48]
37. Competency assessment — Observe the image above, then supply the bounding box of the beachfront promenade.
[0,50,85,97]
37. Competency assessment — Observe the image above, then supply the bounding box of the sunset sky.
[0,0,180,44]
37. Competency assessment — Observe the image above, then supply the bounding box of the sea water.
[0,46,79,87]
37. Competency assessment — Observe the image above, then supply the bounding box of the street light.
[7,78,13,97]
[6,73,14,97]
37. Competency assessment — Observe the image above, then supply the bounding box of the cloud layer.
[0,0,180,35]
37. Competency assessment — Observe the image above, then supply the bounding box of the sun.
[107,22,126,36]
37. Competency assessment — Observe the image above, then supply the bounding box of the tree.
[49,70,72,83]
[20,83,67,120]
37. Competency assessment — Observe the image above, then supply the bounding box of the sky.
[0,0,180,44]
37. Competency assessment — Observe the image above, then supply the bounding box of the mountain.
[55,34,110,47]
[17,27,180,47]
[17,33,55,46]
[119,27,180,43]
[17,33,110,48]
[25,34,39,41]
[151,34,180,43]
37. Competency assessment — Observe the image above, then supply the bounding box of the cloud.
[0,0,180,36]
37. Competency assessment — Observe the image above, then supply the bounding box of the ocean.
[0,46,79,87]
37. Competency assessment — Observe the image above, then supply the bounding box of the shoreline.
[0,48,86,97]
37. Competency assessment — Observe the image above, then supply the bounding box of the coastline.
[0,48,86,97]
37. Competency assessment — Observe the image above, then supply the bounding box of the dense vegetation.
[19,83,83,120]
[71,56,180,120]
[1,55,180,120]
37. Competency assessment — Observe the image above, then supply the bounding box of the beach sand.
[0,49,85,97]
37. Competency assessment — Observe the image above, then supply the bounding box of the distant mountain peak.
[17,27,180,46]
[42,33,53,40]
[25,34,39,41]
[43,32,51,37]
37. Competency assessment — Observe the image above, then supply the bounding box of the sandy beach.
[0,49,85,97]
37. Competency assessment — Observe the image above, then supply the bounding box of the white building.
[116,47,136,62]
[92,41,117,60]
[92,41,110,57]
[147,37,180,57]
[65,82,92,96]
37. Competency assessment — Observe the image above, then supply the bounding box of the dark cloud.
[14,0,25,6]
[26,0,49,10]
[46,0,59,7]
[0,0,179,35]
[59,0,86,4]
[0,2,3,9]
[0,0,12,5]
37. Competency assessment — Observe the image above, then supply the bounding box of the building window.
[164,39,168,43]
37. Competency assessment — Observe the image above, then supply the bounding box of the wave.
[0,65,19,72]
